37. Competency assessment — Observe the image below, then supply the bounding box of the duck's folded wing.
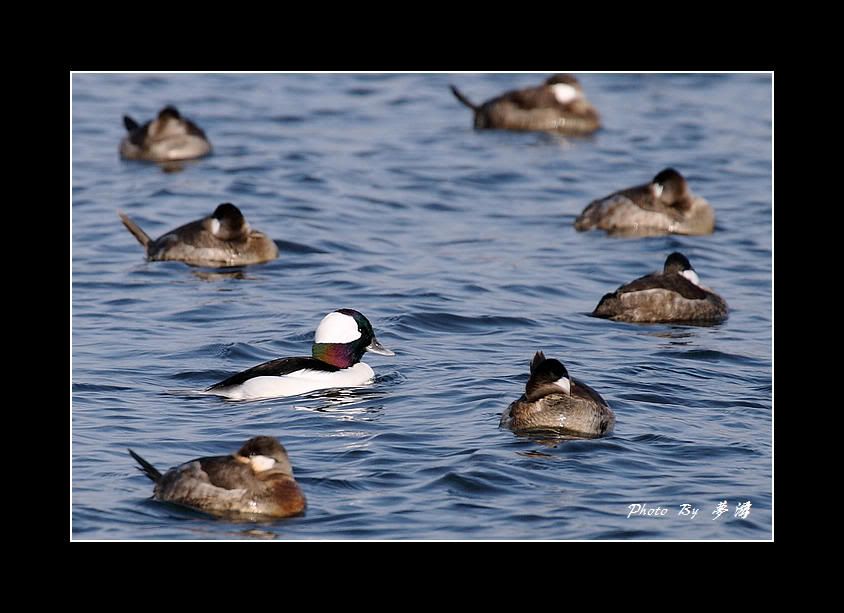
[207,356,340,390]
[571,378,609,407]
[197,456,256,490]
[508,87,559,110]
[619,273,709,300]
[161,459,248,504]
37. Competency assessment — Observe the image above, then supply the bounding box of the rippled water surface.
[72,73,772,540]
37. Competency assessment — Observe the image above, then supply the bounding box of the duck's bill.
[367,337,395,356]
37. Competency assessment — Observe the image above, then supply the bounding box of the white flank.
[211,363,376,401]
[314,312,362,343]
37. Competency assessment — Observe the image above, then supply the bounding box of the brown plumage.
[592,252,728,323]
[575,168,715,236]
[450,74,601,135]
[500,352,615,437]
[120,105,212,162]
[118,203,279,267]
[128,436,306,519]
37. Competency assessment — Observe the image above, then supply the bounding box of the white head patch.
[681,269,701,286]
[314,311,361,344]
[551,83,580,104]
[653,183,664,199]
[210,218,221,236]
[250,455,276,473]
[554,376,571,395]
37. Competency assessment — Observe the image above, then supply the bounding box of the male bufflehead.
[574,168,715,236]
[501,352,615,437]
[592,252,728,323]
[118,203,279,267]
[450,74,601,135]
[120,105,212,162]
[206,309,395,400]
[128,436,306,519]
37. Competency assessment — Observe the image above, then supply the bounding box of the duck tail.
[530,351,547,374]
[123,115,139,132]
[449,85,478,111]
[118,211,151,248]
[128,449,162,483]
[592,293,619,318]
[573,202,600,232]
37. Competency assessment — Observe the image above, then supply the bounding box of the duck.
[120,105,212,162]
[500,351,615,437]
[592,252,728,323]
[128,436,306,519]
[118,203,279,267]
[574,168,715,236]
[450,74,600,135]
[206,309,395,400]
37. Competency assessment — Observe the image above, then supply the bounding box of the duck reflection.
[291,387,387,420]
[191,268,250,282]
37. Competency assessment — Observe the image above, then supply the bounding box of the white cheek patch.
[681,270,701,286]
[551,83,580,104]
[554,376,571,395]
[250,455,276,473]
[314,312,362,344]
[210,218,221,236]
[653,183,664,199]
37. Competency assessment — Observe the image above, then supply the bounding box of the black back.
[207,356,340,391]
[618,272,709,300]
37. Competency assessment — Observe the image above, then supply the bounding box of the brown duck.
[129,436,306,519]
[450,74,601,135]
[118,203,279,267]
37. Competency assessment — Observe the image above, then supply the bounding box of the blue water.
[72,73,772,540]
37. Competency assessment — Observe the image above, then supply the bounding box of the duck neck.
[312,342,364,369]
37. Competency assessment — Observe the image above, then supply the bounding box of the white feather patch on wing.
[210,218,221,236]
[652,183,664,198]
[551,83,580,104]
[314,312,362,343]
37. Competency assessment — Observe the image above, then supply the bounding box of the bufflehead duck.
[592,252,728,323]
[206,309,395,400]
[118,203,279,267]
[501,352,615,437]
[128,436,306,519]
[120,105,212,162]
[574,168,715,236]
[450,74,601,135]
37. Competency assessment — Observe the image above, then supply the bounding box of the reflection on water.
[291,387,387,419]
[510,428,605,448]
[191,269,250,282]
[160,162,186,174]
